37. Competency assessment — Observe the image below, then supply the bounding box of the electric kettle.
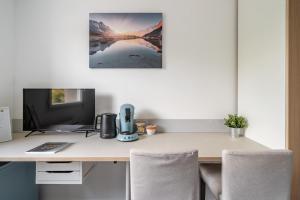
[95,113,117,139]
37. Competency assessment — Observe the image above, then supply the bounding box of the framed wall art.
[89,13,162,68]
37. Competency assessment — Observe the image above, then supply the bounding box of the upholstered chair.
[200,150,293,200]
[130,149,199,200]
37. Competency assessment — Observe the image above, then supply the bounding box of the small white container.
[146,125,157,135]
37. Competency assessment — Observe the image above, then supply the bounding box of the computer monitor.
[23,88,95,133]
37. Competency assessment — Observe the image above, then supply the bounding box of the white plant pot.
[230,128,245,138]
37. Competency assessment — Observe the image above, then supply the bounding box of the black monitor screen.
[23,89,95,132]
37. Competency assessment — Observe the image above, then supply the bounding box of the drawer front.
[36,161,81,171]
[36,171,81,181]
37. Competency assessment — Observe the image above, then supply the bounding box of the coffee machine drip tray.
[117,132,139,142]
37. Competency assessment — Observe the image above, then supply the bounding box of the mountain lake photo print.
[89,13,162,68]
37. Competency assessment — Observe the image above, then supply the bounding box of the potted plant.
[224,114,248,138]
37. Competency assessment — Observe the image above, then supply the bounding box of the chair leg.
[200,177,206,200]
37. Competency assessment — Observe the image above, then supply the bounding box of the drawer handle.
[46,161,72,164]
[46,171,74,173]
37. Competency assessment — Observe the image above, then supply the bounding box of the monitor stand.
[25,130,45,137]
[85,130,95,138]
[26,129,96,138]
[25,105,44,138]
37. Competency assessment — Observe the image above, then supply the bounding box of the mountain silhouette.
[89,20,114,37]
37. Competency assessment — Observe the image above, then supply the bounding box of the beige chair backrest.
[130,149,199,200]
[222,150,293,200]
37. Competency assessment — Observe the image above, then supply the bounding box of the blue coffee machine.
[117,104,139,142]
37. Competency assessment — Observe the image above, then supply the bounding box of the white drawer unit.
[36,161,81,171]
[36,161,93,184]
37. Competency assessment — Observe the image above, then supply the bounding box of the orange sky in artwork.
[90,13,162,36]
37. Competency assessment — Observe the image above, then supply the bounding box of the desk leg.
[126,161,131,200]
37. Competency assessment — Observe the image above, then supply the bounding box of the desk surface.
[0,132,268,162]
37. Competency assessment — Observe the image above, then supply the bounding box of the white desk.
[0,132,268,162]
[0,132,268,200]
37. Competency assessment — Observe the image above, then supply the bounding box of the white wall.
[12,1,238,200]
[0,0,15,111]
[13,0,237,120]
[238,0,286,148]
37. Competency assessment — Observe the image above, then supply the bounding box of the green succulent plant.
[224,114,248,128]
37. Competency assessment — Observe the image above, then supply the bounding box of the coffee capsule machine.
[117,104,139,142]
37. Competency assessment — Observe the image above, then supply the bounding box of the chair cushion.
[200,164,222,200]
[130,149,199,200]
[221,150,292,200]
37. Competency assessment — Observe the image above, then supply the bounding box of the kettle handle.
[94,115,101,131]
